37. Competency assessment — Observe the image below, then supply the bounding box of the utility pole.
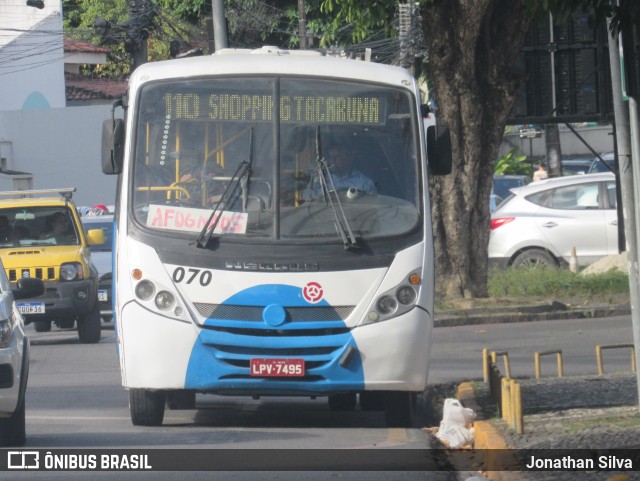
[544,13,562,177]
[129,0,149,71]
[298,0,307,49]
[608,18,640,413]
[212,0,228,51]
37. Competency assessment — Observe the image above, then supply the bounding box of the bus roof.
[128,47,416,90]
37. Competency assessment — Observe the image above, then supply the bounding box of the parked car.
[0,260,44,446]
[80,214,114,323]
[489,172,618,268]
[561,158,593,176]
[0,189,105,343]
[492,174,531,200]
[588,152,616,174]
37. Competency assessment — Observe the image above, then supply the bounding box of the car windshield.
[0,206,79,247]
[493,177,528,199]
[130,76,421,244]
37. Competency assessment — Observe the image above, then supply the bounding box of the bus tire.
[384,391,413,427]
[130,389,165,426]
[328,393,356,411]
[77,301,101,344]
[166,390,196,410]
[359,391,385,411]
[34,320,51,332]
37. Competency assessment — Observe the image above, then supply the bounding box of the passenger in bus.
[302,146,377,201]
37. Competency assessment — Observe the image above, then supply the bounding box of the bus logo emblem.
[302,282,323,304]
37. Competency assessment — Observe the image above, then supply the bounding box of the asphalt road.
[429,315,636,383]
[18,323,466,481]
[10,314,635,480]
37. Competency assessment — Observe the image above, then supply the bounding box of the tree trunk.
[422,0,537,298]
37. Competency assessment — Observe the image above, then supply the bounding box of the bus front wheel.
[384,391,413,427]
[130,389,166,426]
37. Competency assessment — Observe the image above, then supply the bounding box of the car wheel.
[511,248,556,268]
[384,391,414,427]
[130,389,165,426]
[0,393,26,447]
[34,320,51,332]
[328,393,356,411]
[77,301,101,344]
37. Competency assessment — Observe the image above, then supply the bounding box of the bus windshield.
[131,76,421,243]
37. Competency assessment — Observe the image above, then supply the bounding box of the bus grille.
[193,303,354,322]
[194,303,357,378]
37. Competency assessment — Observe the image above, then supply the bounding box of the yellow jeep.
[0,188,105,343]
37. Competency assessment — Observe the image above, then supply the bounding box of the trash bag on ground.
[435,398,476,448]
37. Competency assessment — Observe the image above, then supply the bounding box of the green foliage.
[488,267,629,297]
[494,148,529,175]
[319,0,396,46]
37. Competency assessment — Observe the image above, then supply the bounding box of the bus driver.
[302,146,376,201]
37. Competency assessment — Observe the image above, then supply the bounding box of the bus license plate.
[98,290,108,302]
[250,358,304,377]
[18,302,45,314]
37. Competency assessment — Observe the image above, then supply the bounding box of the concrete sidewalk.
[434,300,635,481]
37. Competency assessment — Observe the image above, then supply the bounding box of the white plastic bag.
[436,398,476,448]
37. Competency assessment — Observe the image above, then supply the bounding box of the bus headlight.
[377,296,397,315]
[61,262,84,281]
[135,280,155,300]
[366,271,421,324]
[132,273,187,322]
[155,291,175,310]
[397,286,417,305]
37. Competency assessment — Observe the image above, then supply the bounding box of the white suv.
[0,258,44,446]
[489,173,618,268]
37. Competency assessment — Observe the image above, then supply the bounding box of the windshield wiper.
[196,129,254,249]
[314,126,358,250]
[241,128,254,211]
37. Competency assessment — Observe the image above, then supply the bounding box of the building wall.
[0,105,118,207]
[0,0,65,111]
[501,124,615,160]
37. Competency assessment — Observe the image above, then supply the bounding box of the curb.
[457,382,527,481]
[435,304,630,328]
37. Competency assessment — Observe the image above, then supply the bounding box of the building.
[0,0,122,206]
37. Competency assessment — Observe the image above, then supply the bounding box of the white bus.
[102,46,451,427]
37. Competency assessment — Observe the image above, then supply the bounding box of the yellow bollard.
[513,382,524,434]
[483,348,489,383]
[501,378,510,421]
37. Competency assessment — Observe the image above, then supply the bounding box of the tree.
[320,0,640,299]
[322,0,538,298]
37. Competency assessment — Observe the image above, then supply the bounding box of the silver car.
[0,259,44,446]
[489,172,618,268]
[80,214,114,322]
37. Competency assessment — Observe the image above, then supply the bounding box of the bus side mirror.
[426,125,452,176]
[102,118,124,175]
